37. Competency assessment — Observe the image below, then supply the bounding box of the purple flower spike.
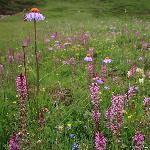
[133,132,144,150]
[9,132,20,150]
[0,64,4,75]
[95,131,107,150]
[16,74,28,101]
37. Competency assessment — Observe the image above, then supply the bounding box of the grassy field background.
[0,0,150,149]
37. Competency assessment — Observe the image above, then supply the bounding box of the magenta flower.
[106,95,124,135]
[95,131,107,150]
[89,82,100,107]
[88,48,94,57]
[0,64,4,74]
[16,74,28,101]
[126,86,136,100]
[9,132,20,150]
[133,132,144,150]
[142,41,148,50]
[92,110,101,122]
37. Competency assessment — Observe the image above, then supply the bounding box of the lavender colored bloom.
[142,41,148,50]
[96,78,104,84]
[133,132,144,150]
[51,32,58,39]
[8,55,14,63]
[88,48,94,57]
[15,52,23,64]
[144,97,150,107]
[24,12,45,21]
[84,56,92,62]
[103,57,112,64]
[69,134,75,138]
[0,64,4,74]
[72,143,79,150]
[9,132,20,150]
[95,132,107,150]
[48,47,53,51]
[104,86,110,90]
[16,74,28,101]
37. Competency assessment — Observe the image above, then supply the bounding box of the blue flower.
[72,143,79,150]
[69,134,75,139]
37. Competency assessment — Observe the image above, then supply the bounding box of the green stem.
[34,20,40,95]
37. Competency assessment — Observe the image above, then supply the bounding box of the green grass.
[0,0,150,150]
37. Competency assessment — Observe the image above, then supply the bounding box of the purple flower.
[89,83,100,107]
[24,12,45,21]
[95,131,107,150]
[84,56,92,62]
[103,57,112,64]
[126,86,136,100]
[69,134,75,139]
[96,78,104,84]
[0,64,4,74]
[9,132,20,150]
[144,97,150,106]
[104,86,110,90]
[133,132,144,150]
[88,48,94,57]
[92,110,100,122]
[72,143,79,150]
[142,41,148,50]
[106,95,124,135]
[51,32,58,39]
[16,74,28,101]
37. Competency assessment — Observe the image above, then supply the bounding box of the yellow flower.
[127,115,132,119]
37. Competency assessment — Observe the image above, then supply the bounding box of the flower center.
[31,8,40,13]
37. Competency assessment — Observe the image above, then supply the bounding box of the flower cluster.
[72,143,79,150]
[126,86,136,101]
[127,64,137,78]
[24,8,45,22]
[16,74,28,101]
[9,133,20,150]
[133,132,144,150]
[95,131,107,150]
[106,95,124,136]
[89,83,100,107]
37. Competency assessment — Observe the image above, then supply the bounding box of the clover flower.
[95,131,107,150]
[9,132,20,150]
[24,8,45,21]
[133,132,144,150]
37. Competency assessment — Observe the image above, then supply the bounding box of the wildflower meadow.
[0,0,150,149]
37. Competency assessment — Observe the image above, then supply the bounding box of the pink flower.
[9,132,20,150]
[16,74,28,101]
[0,64,4,74]
[95,132,107,150]
[133,132,144,150]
